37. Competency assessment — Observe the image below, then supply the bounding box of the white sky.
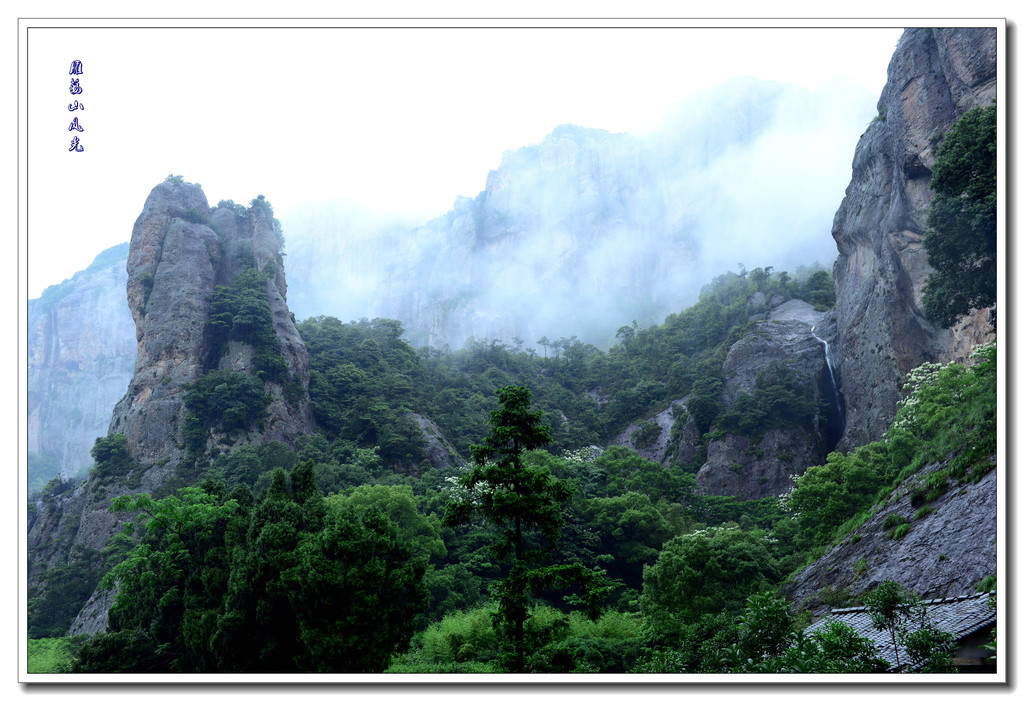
[23,20,907,298]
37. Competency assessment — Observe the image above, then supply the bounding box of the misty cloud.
[281,76,877,350]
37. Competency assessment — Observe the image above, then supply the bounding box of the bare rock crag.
[832,27,997,449]
[29,181,316,636]
[106,182,315,471]
[27,244,136,479]
[695,300,842,500]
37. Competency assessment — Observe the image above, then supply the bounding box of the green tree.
[862,579,920,671]
[89,433,134,480]
[639,526,780,643]
[584,492,673,590]
[280,503,428,671]
[77,486,241,671]
[442,386,608,671]
[922,103,997,327]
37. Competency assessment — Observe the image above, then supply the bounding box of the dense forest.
[27,260,996,674]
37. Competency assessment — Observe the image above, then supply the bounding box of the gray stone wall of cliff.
[695,300,841,500]
[609,299,843,502]
[785,460,997,614]
[831,27,997,449]
[28,245,136,479]
[106,182,315,467]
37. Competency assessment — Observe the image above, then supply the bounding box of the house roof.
[804,591,995,670]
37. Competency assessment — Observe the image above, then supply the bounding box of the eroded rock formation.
[106,183,314,469]
[785,460,997,615]
[27,244,136,481]
[29,180,316,635]
[695,300,840,500]
[831,27,997,449]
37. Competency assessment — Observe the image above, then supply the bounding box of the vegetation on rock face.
[88,434,135,481]
[716,360,817,441]
[183,370,269,456]
[783,341,996,552]
[181,261,304,461]
[922,103,997,328]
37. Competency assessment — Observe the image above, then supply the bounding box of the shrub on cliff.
[183,370,269,455]
[922,102,997,328]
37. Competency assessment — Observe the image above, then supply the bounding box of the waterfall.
[811,324,845,447]
[811,325,840,398]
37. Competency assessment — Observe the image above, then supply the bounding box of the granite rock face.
[27,244,136,482]
[694,300,841,500]
[29,181,316,635]
[785,461,997,615]
[605,298,842,501]
[406,412,465,471]
[831,27,997,449]
[106,182,315,466]
[613,400,687,465]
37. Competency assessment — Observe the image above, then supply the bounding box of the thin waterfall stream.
[811,324,846,447]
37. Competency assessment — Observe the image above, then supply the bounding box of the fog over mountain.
[282,76,878,349]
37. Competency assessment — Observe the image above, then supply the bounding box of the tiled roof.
[804,591,995,670]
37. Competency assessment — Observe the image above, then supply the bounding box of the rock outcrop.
[694,300,841,500]
[831,27,997,449]
[785,461,997,615]
[29,180,317,636]
[614,400,687,465]
[106,182,315,469]
[27,244,136,483]
[406,412,464,471]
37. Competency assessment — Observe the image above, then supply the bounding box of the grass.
[26,637,77,673]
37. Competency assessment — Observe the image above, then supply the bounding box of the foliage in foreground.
[27,637,81,674]
[442,386,610,671]
[71,468,428,673]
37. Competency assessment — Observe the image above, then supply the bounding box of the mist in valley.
[282,75,878,350]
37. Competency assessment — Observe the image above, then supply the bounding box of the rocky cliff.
[106,182,315,467]
[285,76,876,349]
[695,300,841,500]
[610,298,842,501]
[785,459,997,615]
[28,180,317,635]
[27,244,136,486]
[832,27,997,449]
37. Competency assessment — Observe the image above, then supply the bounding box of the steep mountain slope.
[786,26,1000,609]
[27,244,135,485]
[785,460,996,615]
[831,27,997,449]
[285,77,875,349]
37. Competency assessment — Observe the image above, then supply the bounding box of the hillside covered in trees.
[28,260,997,674]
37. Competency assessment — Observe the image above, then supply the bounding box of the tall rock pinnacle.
[107,180,315,473]
[28,180,316,636]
